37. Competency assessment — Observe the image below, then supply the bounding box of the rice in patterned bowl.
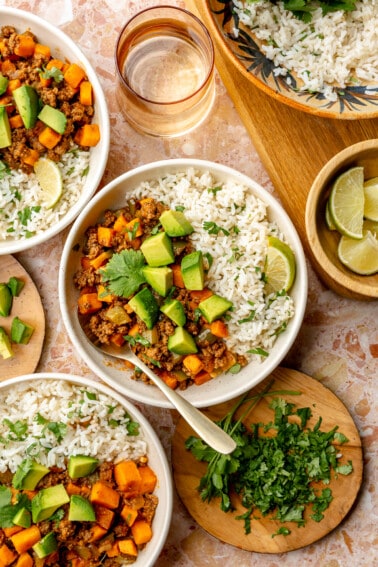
[0,7,110,254]
[0,373,172,566]
[59,159,308,408]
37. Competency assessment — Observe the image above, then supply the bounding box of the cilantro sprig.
[185,381,353,535]
[268,0,357,22]
[99,249,146,298]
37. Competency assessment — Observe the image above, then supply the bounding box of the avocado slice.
[38,104,67,135]
[13,85,39,129]
[68,495,96,522]
[12,507,31,528]
[7,276,25,297]
[0,283,12,316]
[68,455,99,479]
[31,484,70,523]
[33,532,58,559]
[128,287,159,330]
[167,327,198,354]
[198,294,233,323]
[142,266,173,296]
[159,209,194,237]
[140,232,175,267]
[181,251,204,290]
[13,458,50,490]
[11,316,34,344]
[0,327,13,360]
[0,106,11,149]
[0,74,9,96]
[161,299,186,326]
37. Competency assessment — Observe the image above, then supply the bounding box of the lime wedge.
[34,158,63,209]
[338,230,378,275]
[363,177,378,221]
[325,200,336,230]
[264,236,296,294]
[328,166,364,239]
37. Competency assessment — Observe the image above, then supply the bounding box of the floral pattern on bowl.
[208,0,378,119]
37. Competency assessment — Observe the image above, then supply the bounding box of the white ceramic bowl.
[0,7,110,255]
[0,372,172,567]
[59,159,308,408]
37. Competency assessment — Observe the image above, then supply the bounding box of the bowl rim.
[0,7,110,255]
[305,139,378,299]
[59,158,308,408]
[0,371,173,567]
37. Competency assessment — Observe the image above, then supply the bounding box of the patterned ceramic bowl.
[206,0,378,119]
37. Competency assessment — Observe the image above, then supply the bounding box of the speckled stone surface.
[3,0,377,565]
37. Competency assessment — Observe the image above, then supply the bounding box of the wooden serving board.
[172,367,363,553]
[185,1,378,294]
[0,255,45,380]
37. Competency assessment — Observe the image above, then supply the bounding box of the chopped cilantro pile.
[185,383,353,536]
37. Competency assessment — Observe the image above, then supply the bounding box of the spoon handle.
[131,353,236,455]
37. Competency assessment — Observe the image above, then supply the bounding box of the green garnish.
[99,249,146,298]
[185,382,353,535]
[266,0,357,22]
[203,221,230,236]
[38,65,64,82]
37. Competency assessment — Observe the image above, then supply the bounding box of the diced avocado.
[161,299,186,326]
[159,209,194,237]
[142,266,173,296]
[33,532,58,559]
[0,327,13,360]
[31,484,70,523]
[13,458,50,490]
[0,74,9,96]
[181,251,204,290]
[68,495,96,522]
[68,455,99,479]
[12,507,31,528]
[11,316,34,344]
[0,283,12,316]
[140,232,175,267]
[38,104,67,135]
[167,327,198,355]
[198,294,233,323]
[0,106,11,149]
[128,287,159,330]
[7,276,25,297]
[13,85,39,128]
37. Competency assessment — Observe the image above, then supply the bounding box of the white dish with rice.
[59,159,308,409]
[0,7,110,254]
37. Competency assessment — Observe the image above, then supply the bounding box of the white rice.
[0,146,90,240]
[0,379,147,474]
[131,168,295,360]
[232,0,378,101]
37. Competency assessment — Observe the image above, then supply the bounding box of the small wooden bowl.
[305,139,378,300]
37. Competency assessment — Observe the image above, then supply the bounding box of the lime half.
[363,177,378,221]
[328,166,364,239]
[264,236,296,294]
[338,230,378,275]
[34,158,63,209]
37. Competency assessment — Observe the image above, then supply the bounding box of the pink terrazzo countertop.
[3,0,377,565]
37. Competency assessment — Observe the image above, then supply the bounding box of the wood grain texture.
[185,0,378,296]
[0,255,45,379]
[172,367,363,553]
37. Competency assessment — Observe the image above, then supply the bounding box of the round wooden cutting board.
[0,255,45,379]
[172,367,363,553]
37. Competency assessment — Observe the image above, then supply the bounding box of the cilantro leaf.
[99,249,146,298]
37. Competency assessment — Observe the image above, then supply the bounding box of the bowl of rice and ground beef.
[0,373,173,567]
[207,0,378,119]
[0,7,110,254]
[59,159,308,409]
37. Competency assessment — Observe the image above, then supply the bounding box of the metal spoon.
[90,340,236,455]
